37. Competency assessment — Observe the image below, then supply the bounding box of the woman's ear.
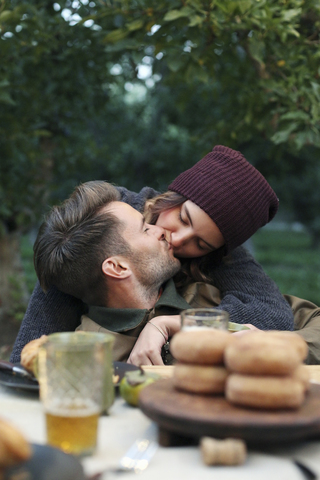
[102,257,132,280]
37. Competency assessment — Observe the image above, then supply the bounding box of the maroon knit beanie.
[168,145,279,255]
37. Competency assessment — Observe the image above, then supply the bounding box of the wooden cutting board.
[139,379,320,447]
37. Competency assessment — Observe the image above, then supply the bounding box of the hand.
[127,322,165,366]
[232,324,261,336]
[127,315,181,366]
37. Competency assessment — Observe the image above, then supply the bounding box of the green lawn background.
[252,227,320,306]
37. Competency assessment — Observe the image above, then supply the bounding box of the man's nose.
[147,224,167,240]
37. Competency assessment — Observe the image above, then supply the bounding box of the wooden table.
[307,365,320,383]
[1,366,320,480]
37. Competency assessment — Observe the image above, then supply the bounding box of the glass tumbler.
[38,331,114,456]
[180,308,229,331]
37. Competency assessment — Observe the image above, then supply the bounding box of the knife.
[0,361,38,382]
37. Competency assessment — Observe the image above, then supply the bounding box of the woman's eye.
[178,211,188,225]
[197,242,212,252]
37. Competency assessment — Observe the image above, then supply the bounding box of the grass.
[251,227,320,306]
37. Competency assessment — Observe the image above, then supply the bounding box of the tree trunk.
[0,231,29,320]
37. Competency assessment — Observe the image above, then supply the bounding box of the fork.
[88,430,158,478]
[117,437,158,473]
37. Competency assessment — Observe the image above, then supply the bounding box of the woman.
[10,146,293,363]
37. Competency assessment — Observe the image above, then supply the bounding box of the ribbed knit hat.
[168,145,279,256]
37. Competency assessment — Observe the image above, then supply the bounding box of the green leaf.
[311,82,320,101]
[196,68,210,83]
[126,19,144,32]
[248,39,265,64]
[32,130,52,137]
[0,80,10,88]
[0,10,14,22]
[104,38,141,52]
[282,9,301,22]
[167,56,186,72]
[286,27,300,38]
[104,28,129,43]
[279,111,310,121]
[293,130,316,150]
[164,8,192,22]
[188,15,204,27]
[271,123,298,144]
[0,92,15,105]
[238,0,253,14]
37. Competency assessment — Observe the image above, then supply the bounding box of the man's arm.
[127,315,181,365]
[205,246,294,331]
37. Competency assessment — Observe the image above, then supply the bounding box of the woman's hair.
[144,191,226,287]
[144,191,187,224]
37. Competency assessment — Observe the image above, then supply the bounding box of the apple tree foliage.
[0,0,320,314]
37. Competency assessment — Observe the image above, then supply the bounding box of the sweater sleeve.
[10,282,87,363]
[115,186,160,212]
[205,246,294,331]
[10,186,160,363]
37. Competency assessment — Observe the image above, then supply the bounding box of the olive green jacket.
[284,295,320,365]
[77,279,221,362]
[77,279,320,365]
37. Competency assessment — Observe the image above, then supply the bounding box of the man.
[35,181,180,309]
[34,180,217,364]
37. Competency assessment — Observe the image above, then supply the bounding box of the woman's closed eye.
[178,209,188,226]
[196,241,208,252]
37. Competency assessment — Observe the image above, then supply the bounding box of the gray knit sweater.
[10,186,294,362]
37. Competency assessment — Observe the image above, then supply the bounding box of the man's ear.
[102,257,132,280]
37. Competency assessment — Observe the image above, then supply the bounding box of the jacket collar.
[87,278,190,333]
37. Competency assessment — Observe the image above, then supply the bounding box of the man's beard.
[130,249,181,300]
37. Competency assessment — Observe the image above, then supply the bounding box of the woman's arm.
[205,246,294,331]
[10,282,86,362]
[115,186,160,212]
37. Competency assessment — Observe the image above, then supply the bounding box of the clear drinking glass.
[38,331,114,456]
[180,308,229,331]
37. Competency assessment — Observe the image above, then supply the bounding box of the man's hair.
[34,181,131,305]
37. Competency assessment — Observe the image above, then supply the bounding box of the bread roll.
[226,373,305,409]
[224,331,301,375]
[170,329,232,365]
[21,335,48,375]
[173,363,228,394]
[265,331,308,362]
[0,418,31,468]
